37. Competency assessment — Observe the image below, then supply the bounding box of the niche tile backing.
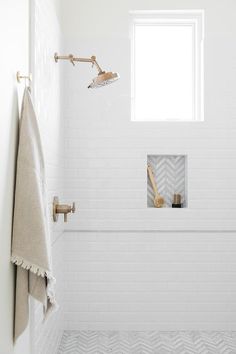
[147,155,187,208]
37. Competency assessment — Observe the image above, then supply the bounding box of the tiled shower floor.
[57,330,236,353]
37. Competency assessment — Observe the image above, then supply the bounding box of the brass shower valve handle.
[68,54,75,66]
[53,197,76,222]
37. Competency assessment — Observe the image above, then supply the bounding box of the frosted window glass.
[133,24,194,121]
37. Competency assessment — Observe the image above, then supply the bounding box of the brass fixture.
[16,71,32,83]
[53,196,76,222]
[54,52,119,88]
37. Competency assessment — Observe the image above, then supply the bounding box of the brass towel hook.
[16,71,32,84]
[53,196,76,222]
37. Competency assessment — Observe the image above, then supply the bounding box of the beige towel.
[11,87,57,342]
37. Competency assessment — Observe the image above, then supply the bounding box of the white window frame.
[130,10,204,122]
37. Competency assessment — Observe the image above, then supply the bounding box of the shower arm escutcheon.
[54,53,103,74]
[53,196,76,222]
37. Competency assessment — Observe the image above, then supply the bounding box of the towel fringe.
[11,254,53,278]
[11,254,58,310]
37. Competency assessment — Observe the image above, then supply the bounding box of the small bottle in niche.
[172,194,182,208]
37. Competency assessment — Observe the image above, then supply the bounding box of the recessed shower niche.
[147,155,187,208]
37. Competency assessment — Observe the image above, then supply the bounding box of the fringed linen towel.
[11,87,57,341]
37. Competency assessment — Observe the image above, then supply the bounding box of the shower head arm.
[54,53,103,74]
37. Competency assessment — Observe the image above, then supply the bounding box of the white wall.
[0,1,29,353]
[31,0,64,353]
[61,0,236,330]
[64,231,236,330]
[0,1,65,353]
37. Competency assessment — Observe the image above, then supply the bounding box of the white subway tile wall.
[30,0,236,351]
[63,231,236,330]
[32,1,64,353]
[61,0,236,331]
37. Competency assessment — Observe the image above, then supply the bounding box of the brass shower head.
[88,71,119,89]
[54,53,119,89]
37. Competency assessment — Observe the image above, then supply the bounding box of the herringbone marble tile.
[57,331,236,354]
[147,155,186,208]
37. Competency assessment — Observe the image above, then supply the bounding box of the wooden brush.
[147,164,165,208]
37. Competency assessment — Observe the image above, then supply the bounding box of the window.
[131,11,204,121]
